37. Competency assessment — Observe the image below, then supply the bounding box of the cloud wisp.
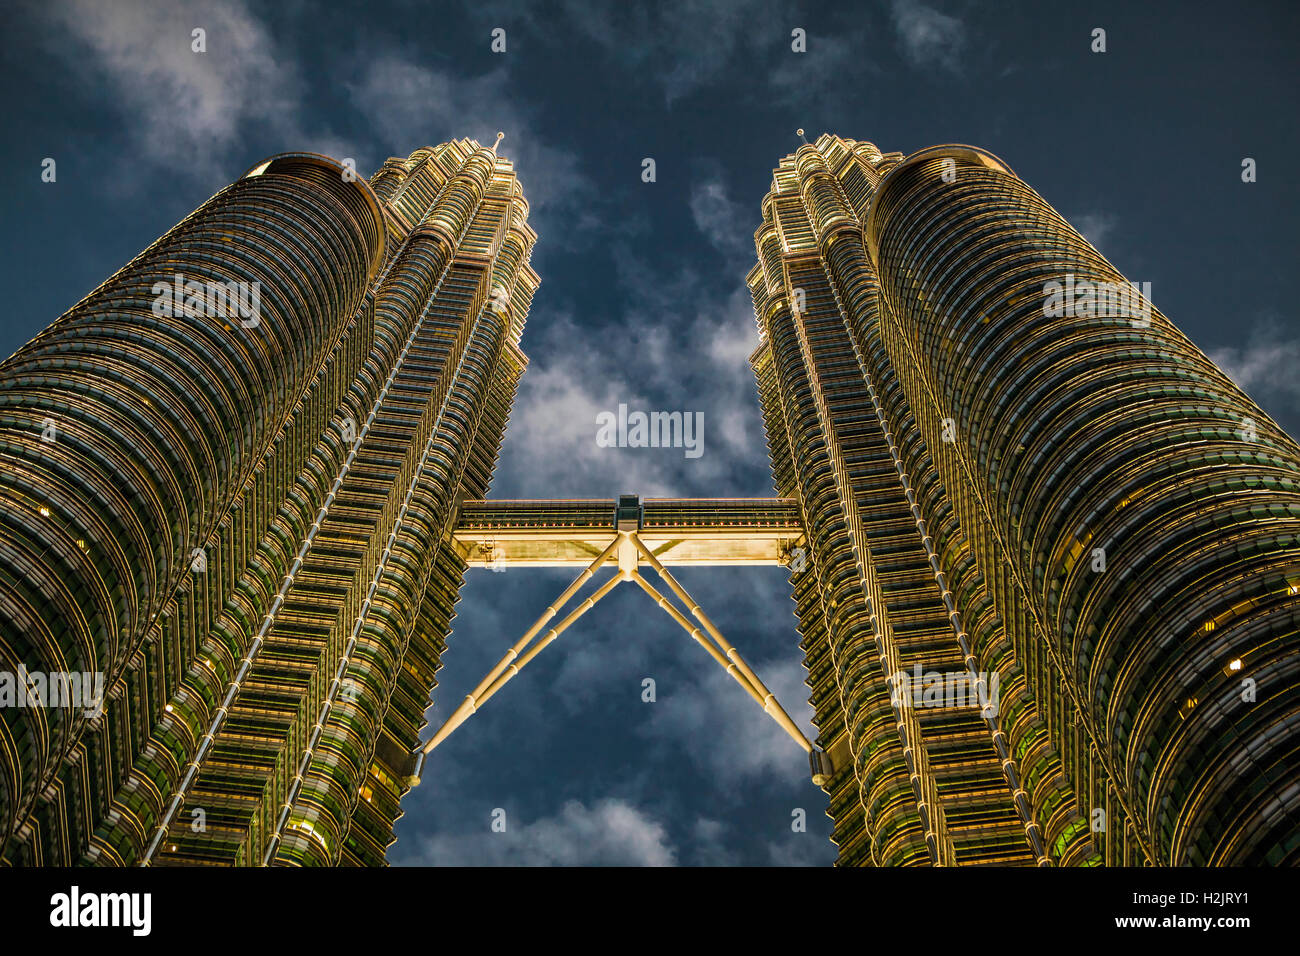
[346,54,592,223]
[39,0,342,184]
[1209,316,1300,431]
[890,0,966,73]
[398,797,678,866]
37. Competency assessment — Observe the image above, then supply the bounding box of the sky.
[0,0,1296,866]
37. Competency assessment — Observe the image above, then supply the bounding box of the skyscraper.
[748,133,1300,866]
[2,130,1296,869]
[0,138,539,865]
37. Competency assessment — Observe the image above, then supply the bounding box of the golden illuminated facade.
[0,138,539,865]
[2,129,1297,869]
[748,133,1300,866]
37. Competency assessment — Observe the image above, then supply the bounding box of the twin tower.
[1,134,1296,867]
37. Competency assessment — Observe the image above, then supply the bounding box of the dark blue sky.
[1,0,1296,865]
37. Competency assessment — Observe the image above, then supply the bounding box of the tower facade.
[2,131,1296,869]
[749,134,1300,866]
[0,139,538,865]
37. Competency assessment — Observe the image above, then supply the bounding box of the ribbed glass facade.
[750,133,1300,866]
[2,129,1295,869]
[0,140,538,865]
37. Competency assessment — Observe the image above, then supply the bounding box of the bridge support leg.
[628,534,816,756]
[409,535,623,781]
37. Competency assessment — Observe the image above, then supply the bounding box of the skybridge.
[410,495,832,787]
[451,495,807,568]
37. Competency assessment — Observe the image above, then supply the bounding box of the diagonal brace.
[627,540,815,756]
[411,536,622,777]
[414,569,623,773]
[474,571,623,714]
[408,527,824,788]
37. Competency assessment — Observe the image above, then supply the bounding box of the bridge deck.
[452,497,806,566]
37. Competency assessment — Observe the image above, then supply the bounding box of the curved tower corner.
[750,132,1300,867]
[0,154,386,859]
[0,139,539,868]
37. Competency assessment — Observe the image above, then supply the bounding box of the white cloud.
[691,817,741,865]
[43,0,319,182]
[493,318,684,499]
[707,285,762,365]
[610,260,765,472]
[556,0,786,103]
[767,831,831,865]
[769,33,869,105]
[346,56,591,222]
[640,649,817,786]
[690,176,756,266]
[41,2,593,213]
[405,798,678,865]
[1208,317,1300,420]
[494,245,767,502]
[1073,211,1118,253]
[891,0,966,73]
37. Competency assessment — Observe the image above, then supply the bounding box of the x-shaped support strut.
[409,529,827,785]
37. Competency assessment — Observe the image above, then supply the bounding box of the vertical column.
[866,145,1300,865]
[0,155,385,855]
